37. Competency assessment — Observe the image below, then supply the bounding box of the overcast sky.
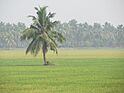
[0,0,124,26]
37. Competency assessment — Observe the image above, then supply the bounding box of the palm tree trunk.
[42,43,47,65]
[42,48,47,65]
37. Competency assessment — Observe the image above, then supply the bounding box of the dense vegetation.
[0,20,124,48]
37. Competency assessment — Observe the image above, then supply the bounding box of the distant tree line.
[0,19,124,48]
[0,22,28,48]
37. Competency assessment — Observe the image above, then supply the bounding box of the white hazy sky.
[0,0,124,26]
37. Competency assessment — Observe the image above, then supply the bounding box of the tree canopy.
[0,19,124,48]
[20,6,65,65]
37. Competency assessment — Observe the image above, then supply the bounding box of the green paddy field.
[0,48,124,93]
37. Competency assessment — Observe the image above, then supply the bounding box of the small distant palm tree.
[21,6,65,65]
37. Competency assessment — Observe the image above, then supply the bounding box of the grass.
[0,48,124,93]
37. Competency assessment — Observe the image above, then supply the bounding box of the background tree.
[0,20,124,49]
[21,6,65,65]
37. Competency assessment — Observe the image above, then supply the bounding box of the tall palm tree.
[21,6,65,65]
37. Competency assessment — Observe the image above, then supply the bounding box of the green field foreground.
[0,48,124,93]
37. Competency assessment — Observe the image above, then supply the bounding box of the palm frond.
[30,25,39,31]
[28,15,36,20]
[48,12,56,18]
[49,41,58,54]
[34,7,38,11]
[51,31,66,43]
[26,39,35,54]
[26,37,41,56]
[21,28,36,40]
[46,31,58,46]
[56,32,66,43]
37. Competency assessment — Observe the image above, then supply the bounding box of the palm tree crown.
[21,6,65,65]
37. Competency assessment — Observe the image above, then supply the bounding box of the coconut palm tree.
[21,6,65,65]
